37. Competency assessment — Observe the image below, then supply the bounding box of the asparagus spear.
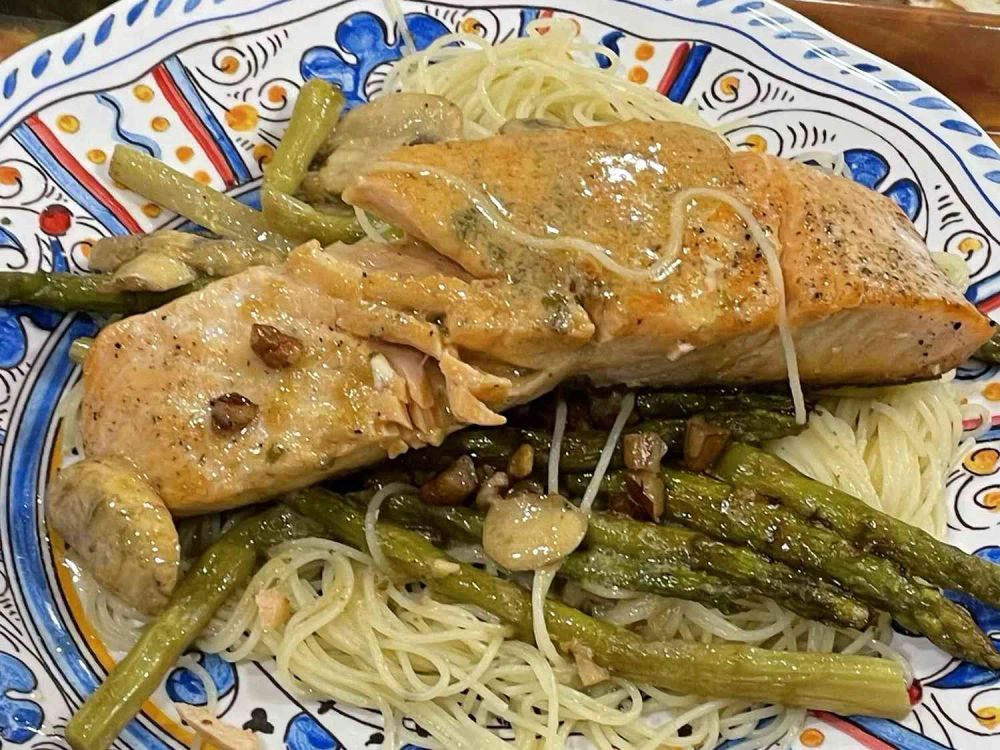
[286,489,910,719]
[370,492,871,629]
[64,505,321,750]
[714,443,1000,608]
[358,494,762,613]
[660,468,1000,669]
[0,272,208,314]
[264,78,344,195]
[110,146,296,252]
[586,512,872,629]
[974,329,1000,364]
[408,411,801,473]
[588,388,798,423]
[262,189,367,245]
[261,78,365,244]
[562,548,765,614]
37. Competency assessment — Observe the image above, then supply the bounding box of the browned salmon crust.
[81,121,991,513]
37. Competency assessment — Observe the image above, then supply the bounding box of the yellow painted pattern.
[0,165,20,185]
[959,236,983,255]
[225,104,259,132]
[628,66,648,84]
[964,447,1000,475]
[742,134,767,153]
[253,143,275,165]
[982,491,1000,511]
[800,728,825,747]
[974,706,1000,730]
[635,42,655,61]
[57,114,80,133]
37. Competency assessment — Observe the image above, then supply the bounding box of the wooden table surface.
[780,0,1000,145]
[1,1,998,145]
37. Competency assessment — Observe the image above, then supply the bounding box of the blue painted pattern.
[166,652,237,705]
[0,228,61,370]
[843,148,921,220]
[284,712,346,750]
[928,547,1000,690]
[0,654,43,744]
[63,35,86,65]
[96,93,163,158]
[300,12,449,106]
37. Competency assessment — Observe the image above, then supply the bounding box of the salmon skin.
[81,121,991,513]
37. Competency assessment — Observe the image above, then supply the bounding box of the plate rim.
[1,2,1000,749]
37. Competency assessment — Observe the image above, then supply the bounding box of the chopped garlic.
[370,353,397,391]
[176,705,259,750]
[570,642,610,687]
[431,559,460,577]
[254,588,291,630]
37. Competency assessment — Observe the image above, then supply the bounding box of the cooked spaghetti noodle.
[385,18,711,138]
[767,378,971,538]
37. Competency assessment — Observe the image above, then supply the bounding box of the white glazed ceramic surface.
[1,1,999,748]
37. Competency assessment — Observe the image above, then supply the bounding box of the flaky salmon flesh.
[80,121,992,514]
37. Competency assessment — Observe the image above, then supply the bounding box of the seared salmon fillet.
[345,120,991,385]
[81,121,991,513]
[81,240,590,513]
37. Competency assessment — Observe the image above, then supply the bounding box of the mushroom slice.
[319,93,464,194]
[483,492,587,571]
[47,457,180,615]
[113,250,200,292]
[419,455,479,506]
[94,230,284,292]
[498,118,566,135]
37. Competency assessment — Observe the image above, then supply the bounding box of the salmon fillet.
[81,121,991,513]
[345,120,991,385]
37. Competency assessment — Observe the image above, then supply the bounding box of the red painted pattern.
[26,114,141,233]
[657,42,691,95]
[536,7,555,34]
[813,712,898,750]
[151,63,237,188]
[978,296,1000,314]
[963,413,1000,431]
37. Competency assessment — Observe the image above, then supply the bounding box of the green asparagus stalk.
[562,548,764,614]
[588,388,798,423]
[660,468,1000,669]
[586,512,873,629]
[64,505,321,750]
[974,329,1000,364]
[357,493,761,613]
[408,411,801,473]
[0,272,208,314]
[714,443,1000,608]
[262,188,366,244]
[110,146,295,252]
[286,488,910,718]
[369,492,871,629]
[264,78,344,194]
[261,78,365,244]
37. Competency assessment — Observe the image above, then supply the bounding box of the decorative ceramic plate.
[1,1,1000,748]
